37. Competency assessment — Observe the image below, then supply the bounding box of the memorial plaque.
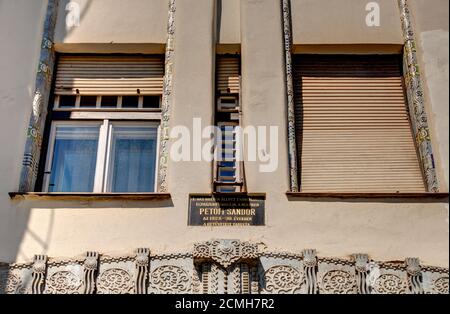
[188,194,265,226]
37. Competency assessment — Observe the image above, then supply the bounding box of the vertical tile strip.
[281,0,299,192]
[398,0,439,192]
[19,0,59,192]
[158,0,176,192]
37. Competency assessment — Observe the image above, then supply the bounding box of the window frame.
[43,119,160,193]
[103,121,160,193]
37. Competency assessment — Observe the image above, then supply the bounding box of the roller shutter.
[216,56,240,94]
[293,55,425,192]
[55,55,164,96]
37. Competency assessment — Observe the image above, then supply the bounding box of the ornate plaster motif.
[431,276,449,294]
[263,265,302,294]
[193,240,259,269]
[398,0,439,192]
[31,255,48,294]
[191,264,202,294]
[83,251,99,294]
[149,265,190,294]
[0,270,22,294]
[157,0,176,192]
[405,257,423,294]
[96,268,134,294]
[353,254,370,294]
[302,249,318,294]
[45,271,82,294]
[19,0,59,192]
[135,248,150,294]
[372,273,409,294]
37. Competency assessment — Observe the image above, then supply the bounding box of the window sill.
[8,192,171,202]
[286,192,449,200]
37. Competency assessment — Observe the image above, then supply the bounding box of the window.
[293,55,425,193]
[46,124,100,192]
[40,54,164,193]
[107,125,158,192]
[44,121,159,193]
[214,54,244,192]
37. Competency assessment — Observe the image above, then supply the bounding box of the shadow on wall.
[216,0,222,41]
[0,0,91,267]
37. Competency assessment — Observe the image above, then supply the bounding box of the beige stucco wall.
[0,0,47,264]
[291,0,403,45]
[0,0,448,268]
[217,0,240,44]
[54,0,167,44]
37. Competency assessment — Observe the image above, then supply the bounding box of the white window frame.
[43,120,160,193]
[103,121,160,193]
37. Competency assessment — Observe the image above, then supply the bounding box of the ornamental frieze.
[0,240,448,294]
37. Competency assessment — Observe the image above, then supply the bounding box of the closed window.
[44,121,159,193]
[107,125,158,192]
[47,124,100,192]
[40,54,164,193]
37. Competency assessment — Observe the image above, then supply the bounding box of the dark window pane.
[59,95,77,107]
[101,96,118,108]
[143,96,160,108]
[122,96,139,108]
[79,96,97,107]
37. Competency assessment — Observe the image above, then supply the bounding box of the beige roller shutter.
[55,55,164,95]
[216,55,240,94]
[293,55,425,192]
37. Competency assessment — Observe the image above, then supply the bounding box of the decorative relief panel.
[1,241,448,294]
[149,265,190,294]
[96,257,135,294]
[259,253,303,294]
[422,267,449,294]
[193,240,259,269]
[317,259,357,294]
[148,254,192,294]
[0,269,23,294]
[263,265,303,294]
[0,265,33,294]
[44,262,83,294]
[370,265,409,294]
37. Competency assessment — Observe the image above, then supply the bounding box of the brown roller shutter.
[216,55,240,94]
[293,55,425,192]
[55,55,164,95]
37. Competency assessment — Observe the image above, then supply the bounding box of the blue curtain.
[49,126,99,192]
[110,127,157,192]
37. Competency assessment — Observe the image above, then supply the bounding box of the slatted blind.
[293,55,425,192]
[217,124,239,192]
[55,55,164,95]
[216,56,240,94]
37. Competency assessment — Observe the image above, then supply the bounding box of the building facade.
[0,0,448,294]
